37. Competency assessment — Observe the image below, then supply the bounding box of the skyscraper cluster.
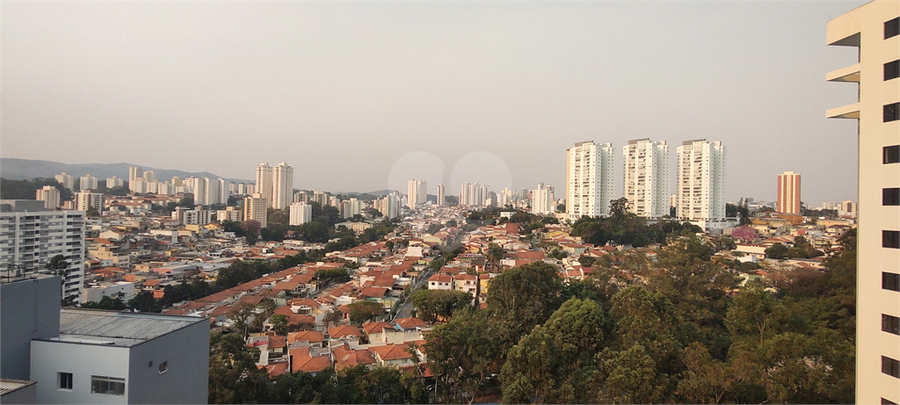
[459,183,493,207]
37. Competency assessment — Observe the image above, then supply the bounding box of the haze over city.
[2,1,865,204]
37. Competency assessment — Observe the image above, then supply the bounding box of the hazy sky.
[2,1,865,205]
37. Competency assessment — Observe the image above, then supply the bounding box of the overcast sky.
[2,1,865,205]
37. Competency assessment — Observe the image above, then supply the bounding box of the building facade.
[436,184,445,206]
[623,139,670,219]
[55,172,74,190]
[827,2,900,402]
[35,186,61,209]
[272,162,293,210]
[243,193,268,229]
[566,141,615,220]
[289,202,312,226]
[531,183,555,215]
[74,192,103,212]
[776,171,801,214]
[676,139,726,222]
[256,162,274,209]
[407,179,427,209]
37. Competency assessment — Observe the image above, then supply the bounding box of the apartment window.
[883,356,900,378]
[886,103,900,122]
[57,372,73,390]
[885,272,900,291]
[887,60,900,81]
[885,188,900,205]
[884,314,900,335]
[90,376,125,396]
[887,17,900,39]
[884,230,900,248]
[887,146,900,164]
[158,361,168,374]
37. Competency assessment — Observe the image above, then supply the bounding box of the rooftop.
[42,308,207,348]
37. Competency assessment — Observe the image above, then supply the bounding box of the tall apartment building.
[256,162,274,208]
[407,179,427,209]
[74,192,103,212]
[566,141,615,220]
[272,162,293,210]
[55,172,74,190]
[459,183,491,207]
[0,200,85,303]
[218,178,230,203]
[105,176,124,189]
[827,2,900,402]
[776,171,801,214]
[623,139,670,219]
[531,183,555,215]
[142,170,156,183]
[128,167,143,192]
[289,202,312,225]
[376,192,400,219]
[204,177,221,206]
[35,186,61,209]
[243,193,268,228]
[184,177,206,206]
[676,139,726,222]
[437,184,445,206]
[78,174,98,191]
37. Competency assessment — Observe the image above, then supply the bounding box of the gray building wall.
[0,379,38,404]
[30,341,129,405]
[0,276,60,380]
[127,320,209,404]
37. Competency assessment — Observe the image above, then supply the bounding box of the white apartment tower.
[204,177,221,206]
[78,174,98,191]
[531,183,555,215]
[566,141,615,220]
[676,139,725,222]
[256,162,274,208]
[35,186,61,209]
[243,193,268,228]
[128,167,143,192]
[407,179,427,209]
[55,172,74,190]
[272,162,293,210]
[0,201,85,303]
[623,139,670,219]
[437,184,445,206]
[74,192,103,212]
[827,2,900,402]
[289,202,313,225]
[776,171,801,214]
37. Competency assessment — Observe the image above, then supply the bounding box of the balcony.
[826,63,860,83]
[826,102,860,119]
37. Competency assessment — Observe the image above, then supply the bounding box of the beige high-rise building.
[272,162,293,210]
[623,139,670,219]
[436,184,445,206]
[55,172,74,190]
[827,2,900,402]
[256,162,273,208]
[35,186,60,209]
[676,139,725,222]
[566,141,615,220]
[243,193,268,228]
[407,179,427,209]
[776,171,801,214]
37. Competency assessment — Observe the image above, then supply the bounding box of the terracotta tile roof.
[237,295,265,306]
[370,344,414,361]
[332,345,376,371]
[394,317,427,330]
[265,362,289,378]
[359,287,389,299]
[362,321,395,336]
[288,330,325,344]
[273,280,302,291]
[428,274,453,283]
[209,305,235,318]
[289,348,333,373]
[328,325,362,339]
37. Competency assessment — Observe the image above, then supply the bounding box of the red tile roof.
[328,325,363,339]
[394,317,427,330]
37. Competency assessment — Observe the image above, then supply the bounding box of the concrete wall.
[127,320,209,404]
[0,276,60,380]
[30,341,129,404]
[0,380,37,404]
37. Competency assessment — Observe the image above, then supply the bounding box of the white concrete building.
[676,139,726,222]
[531,183,555,215]
[256,162,274,208]
[78,175,98,191]
[623,138,670,219]
[0,201,85,303]
[273,162,293,210]
[218,178,230,204]
[30,309,208,404]
[105,176,124,189]
[216,207,243,223]
[128,167,143,193]
[827,2,900,402]
[83,281,135,304]
[55,172,74,190]
[437,184,445,206]
[74,192,103,212]
[376,192,400,219]
[35,186,61,209]
[566,141,615,220]
[407,179,427,209]
[204,177,221,206]
[289,202,312,226]
[776,171,801,214]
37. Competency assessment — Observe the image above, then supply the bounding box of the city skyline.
[2,1,865,204]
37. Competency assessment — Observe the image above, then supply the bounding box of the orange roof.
[370,344,413,361]
[237,295,265,306]
[328,325,363,339]
[288,330,325,344]
[334,349,376,371]
[268,335,286,349]
[273,280,302,291]
[289,347,333,373]
[362,321,395,336]
[265,362,289,378]
[359,287,389,299]
[394,317,427,330]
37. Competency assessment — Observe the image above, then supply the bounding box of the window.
[885,272,900,291]
[884,230,900,249]
[885,188,900,205]
[883,356,900,378]
[90,376,125,396]
[886,103,900,122]
[887,17,900,39]
[57,372,73,390]
[884,314,900,335]
[158,361,168,374]
[887,60,900,81]
[887,145,900,164]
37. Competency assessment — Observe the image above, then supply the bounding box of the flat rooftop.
[40,309,207,348]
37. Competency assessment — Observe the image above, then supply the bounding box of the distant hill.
[0,158,252,183]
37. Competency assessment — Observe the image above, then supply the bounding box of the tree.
[270,313,288,336]
[46,254,69,275]
[347,301,383,324]
[425,308,499,403]
[208,333,269,404]
[765,242,788,259]
[241,220,261,245]
[410,289,472,323]
[486,261,563,355]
